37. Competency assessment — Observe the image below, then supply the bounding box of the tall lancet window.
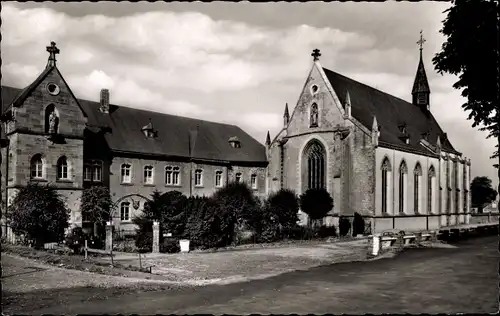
[428,165,436,214]
[398,161,408,214]
[310,103,319,127]
[304,140,325,190]
[381,157,392,214]
[414,163,422,214]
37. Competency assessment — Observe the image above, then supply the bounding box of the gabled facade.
[1,42,268,238]
[267,38,472,232]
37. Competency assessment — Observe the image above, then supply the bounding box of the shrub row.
[132,184,361,253]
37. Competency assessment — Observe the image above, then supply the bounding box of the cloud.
[2,2,497,183]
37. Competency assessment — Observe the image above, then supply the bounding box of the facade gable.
[5,67,87,138]
[286,62,347,137]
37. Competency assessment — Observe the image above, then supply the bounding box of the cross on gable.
[416,30,426,51]
[46,41,60,67]
[311,48,321,61]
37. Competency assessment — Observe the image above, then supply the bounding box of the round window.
[311,84,319,94]
[47,83,60,95]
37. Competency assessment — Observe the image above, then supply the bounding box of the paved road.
[3,236,499,314]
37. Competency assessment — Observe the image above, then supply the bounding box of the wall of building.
[268,63,377,219]
[375,146,440,216]
[108,155,266,232]
[2,68,86,228]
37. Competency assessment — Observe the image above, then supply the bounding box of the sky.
[1,1,497,187]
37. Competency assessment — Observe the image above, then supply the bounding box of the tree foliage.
[470,176,498,211]
[299,188,333,225]
[185,196,232,249]
[432,0,499,211]
[7,183,70,248]
[80,185,115,225]
[212,181,262,231]
[259,189,300,241]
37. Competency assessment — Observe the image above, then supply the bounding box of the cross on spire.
[311,48,321,61]
[417,30,426,52]
[46,41,60,68]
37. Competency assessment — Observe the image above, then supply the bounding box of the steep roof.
[412,55,430,95]
[322,67,458,155]
[1,85,267,163]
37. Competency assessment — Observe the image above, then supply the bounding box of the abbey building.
[1,37,471,238]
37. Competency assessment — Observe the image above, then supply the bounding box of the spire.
[283,103,290,126]
[372,115,378,131]
[412,30,430,110]
[344,90,351,118]
[371,116,379,147]
[265,131,271,146]
[46,41,60,68]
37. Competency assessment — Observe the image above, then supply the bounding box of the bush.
[261,189,299,240]
[317,225,337,238]
[160,238,180,254]
[352,212,365,236]
[212,182,261,235]
[299,188,333,227]
[157,191,188,237]
[185,197,231,249]
[135,231,153,253]
[80,185,115,237]
[65,227,86,254]
[286,225,317,240]
[339,216,351,237]
[7,183,70,249]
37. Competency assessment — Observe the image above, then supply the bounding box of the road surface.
[2,236,498,314]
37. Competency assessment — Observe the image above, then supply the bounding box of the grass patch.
[1,243,152,278]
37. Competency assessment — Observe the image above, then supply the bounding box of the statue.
[310,103,318,127]
[48,110,58,134]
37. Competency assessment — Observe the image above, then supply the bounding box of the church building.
[1,34,472,239]
[266,33,472,233]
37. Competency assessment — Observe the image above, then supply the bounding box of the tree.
[212,181,261,232]
[80,185,115,238]
[471,176,498,212]
[133,190,188,251]
[433,0,499,212]
[7,183,70,248]
[262,189,300,240]
[299,188,333,228]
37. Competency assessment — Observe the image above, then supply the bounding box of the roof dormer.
[228,136,241,148]
[141,119,157,138]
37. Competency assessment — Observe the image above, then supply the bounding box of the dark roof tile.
[1,86,267,163]
[323,67,458,155]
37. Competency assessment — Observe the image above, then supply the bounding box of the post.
[105,221,113,252]
[152,221,160,253]
[371,234,381,256]
[84,239,88,260]
[139,252,142,269]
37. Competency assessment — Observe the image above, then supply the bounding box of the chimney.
[100,89,109,113]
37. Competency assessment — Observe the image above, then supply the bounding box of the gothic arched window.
[398,161,407,214]
[414,162,422,214]
[428,165,436,214]
[45,104,59,134]
[304,140,325,190]
[381,157,392,214]
[310,103,319,128]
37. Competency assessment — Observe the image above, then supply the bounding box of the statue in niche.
[48,109,59,134]
[310,103,318,127]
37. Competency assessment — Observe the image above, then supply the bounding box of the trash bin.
[179,239,190,253]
